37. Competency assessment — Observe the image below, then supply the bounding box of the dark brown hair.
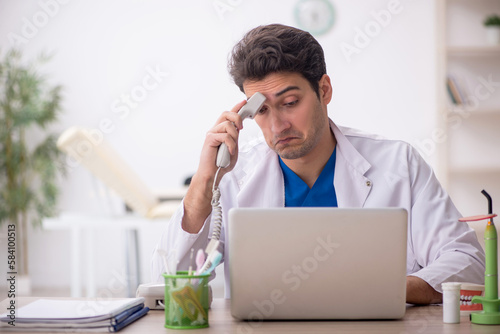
[228,24,326,98]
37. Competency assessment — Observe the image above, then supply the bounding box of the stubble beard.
[272,102,327,160]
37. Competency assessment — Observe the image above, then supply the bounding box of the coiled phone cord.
[210,166,223,241]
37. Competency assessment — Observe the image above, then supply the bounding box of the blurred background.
[0,0,499,298]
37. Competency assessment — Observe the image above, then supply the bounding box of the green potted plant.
[484,14,500,45]
[0,49,65,293]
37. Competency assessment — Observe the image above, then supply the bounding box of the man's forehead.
[243,72,307,97]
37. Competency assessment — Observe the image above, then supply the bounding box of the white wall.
[0,0,437,295]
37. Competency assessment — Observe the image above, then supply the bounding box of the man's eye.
[258,106,268,114]
[285,100,298,107]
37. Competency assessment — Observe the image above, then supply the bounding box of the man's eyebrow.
[275,86,300,97]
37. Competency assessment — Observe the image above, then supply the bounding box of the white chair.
[57,126,183,218]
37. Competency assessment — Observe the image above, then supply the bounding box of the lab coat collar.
[236,119,373,208]
[330,120,372,207]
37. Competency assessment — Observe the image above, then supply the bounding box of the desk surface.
[2,298,499,333]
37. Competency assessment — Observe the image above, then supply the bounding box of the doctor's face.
[243,72,331,160]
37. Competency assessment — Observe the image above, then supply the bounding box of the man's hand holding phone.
[200,99,247,180]
[182,93,266,234]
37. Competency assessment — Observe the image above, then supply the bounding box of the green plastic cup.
[163,271,210,329]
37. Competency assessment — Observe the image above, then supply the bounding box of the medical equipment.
[459,190,500,325]
[195,249,205,274]
[188,249,194,276]
[155,248,177,276]
[198,251,222,276]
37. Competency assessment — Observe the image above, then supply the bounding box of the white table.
[42,213,171,298]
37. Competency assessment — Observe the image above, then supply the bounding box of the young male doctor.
[152,24,485,304]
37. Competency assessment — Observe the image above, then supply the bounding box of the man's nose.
[270,110,291,135]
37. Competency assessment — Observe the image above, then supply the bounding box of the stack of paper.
[0,297,148,332]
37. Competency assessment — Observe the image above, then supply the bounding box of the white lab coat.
[152,120,485,298]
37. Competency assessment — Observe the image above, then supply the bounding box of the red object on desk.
[459,214,497,222]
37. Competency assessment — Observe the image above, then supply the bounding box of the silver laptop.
[228,207,407,320]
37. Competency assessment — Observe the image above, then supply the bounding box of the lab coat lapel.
[236,149,284,208]
[331,121,372,208]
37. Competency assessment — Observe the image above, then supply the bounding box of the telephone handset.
[215,92,266,168]
[136,93,267,308]
[204,92,267,257]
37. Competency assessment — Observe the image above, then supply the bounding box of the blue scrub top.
[279,148,338,207]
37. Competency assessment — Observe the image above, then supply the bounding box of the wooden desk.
[2,298,500,333]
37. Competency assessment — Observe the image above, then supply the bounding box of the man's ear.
[318,74,333,105]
